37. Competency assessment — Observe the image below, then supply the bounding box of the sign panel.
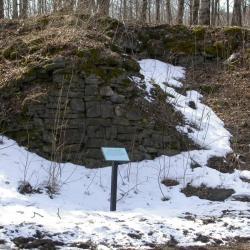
[101,147,129,162]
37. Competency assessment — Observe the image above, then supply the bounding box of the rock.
[110,94,125,104]
[70,99,85,112]
[44,58,65,71]
[127,232,142,240]
[114,105,124,117]
[231,194,250,202]
[188,100,197,109]
[195,234,210,243]
[85,85,98,96]
[223,52,241,65]
[100,86,114,97]
[126,110,142,121]
[101,104,114,118]
[85,74,103,85]
[86,102,101,118]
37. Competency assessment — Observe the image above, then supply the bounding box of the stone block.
[110,94,125,104]
[86,101,101,117]
[101,103,114,118]
[100,86,114,97]
[88,125,105,138]
[126,110,142,121]
[85,85,98,96]
[86,118,112,126]
[70,99,85,112]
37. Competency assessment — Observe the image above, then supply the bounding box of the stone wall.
[0,49,195,167]
[111,24,250,66]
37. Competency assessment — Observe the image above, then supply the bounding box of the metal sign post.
[110,162,118,211]
[101,147,129,212]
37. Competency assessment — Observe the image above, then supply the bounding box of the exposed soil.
[181,184,235,201]
[185,60,250,171]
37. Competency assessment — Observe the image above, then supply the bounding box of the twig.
[31,212,44,218]
[57,208,61,219]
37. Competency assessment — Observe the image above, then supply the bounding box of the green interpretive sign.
[101,147,130,162]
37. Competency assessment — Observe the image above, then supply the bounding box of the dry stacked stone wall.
[1,49,195,167]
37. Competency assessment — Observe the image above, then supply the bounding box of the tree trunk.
[13,0,18,18]
[211,0,215,25]
[123,0,127,20]
[21,0,28,18]
[199,0,210,25]
[141,0,147,22]
[166,0,172,24]
[192,0,199,25]
[78,0,92,13]
[231,0,242,26]
[226,0,230,26]
[98,0,110,15]
[176,0,184,24]
[189,0,193,25]
[0,0,3,19]
[156,0,160,23]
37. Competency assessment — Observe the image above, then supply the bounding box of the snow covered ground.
[0,59,250,249]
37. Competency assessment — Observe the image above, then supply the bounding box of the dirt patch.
[207,154,240,173]
[162,179,179,187]
[181,184,235,201]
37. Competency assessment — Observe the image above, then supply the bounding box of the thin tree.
[78,0,92,13]
[141,0,147,22]
[231,0,242,26]
[166,0,172,24]
[192,0,200,25]
[226,0,230,26]
[13,0,18,18]
[156,0,160,23]
[0,0,3,19]
[20,0,28,18]
[98,0,110,15]
[176,0,185,24]
[199,0,211,25]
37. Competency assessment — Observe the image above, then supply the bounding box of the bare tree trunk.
[20,0,28,18]
[176,0,184,24]
[148,0,151,23]
[231,0,242,26]
[129,0,133,19]
[65,0,75,11]
[226,0,230,26]
[98,0,110,15]
[123,0,127,20]
[166,0,173,24]
[189,0,193,25]
[78,0,92,13]
[0,0,3,19]
[242,0,247,25]
[199,0,211,25]
[13,0,18,18]
[156,0,160,23]
[141,0,147,22]
[166,0,172,24]
[192,0,199,25]
[38,0,43,14]
[215,0,219,26]
[211,0,215,25]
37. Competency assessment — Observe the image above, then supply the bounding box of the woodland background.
[0,1,249,27]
